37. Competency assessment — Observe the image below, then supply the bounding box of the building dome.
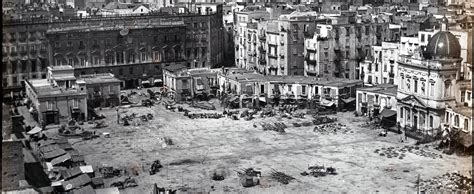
[424,31,461,60]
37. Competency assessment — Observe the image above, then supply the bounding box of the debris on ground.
[313,123,352,135]
[99,166,122,178]
[312,116,337,125]
[374,146,443,159]
[211,168,226,181]
[187,113,223,119]
[301,165,337,177]
[270,169,295,185]
[192,101,216,110]
[149,160,163,175]
[261,122,287,134]
[419,172,472,193]
[236,168,261,187]
[110,177,138,190]
[94,120,108,128]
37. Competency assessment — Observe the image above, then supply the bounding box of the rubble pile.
[419,172,472,193]
[187,113,223,119]
[312,116,337,125]
[313,123,352,135]
[270,170,296,185]
[375,146,443,159]
[261,122,288,134]
[236,168,261,188]
[301,165,337,177]
[292,121,313,128]
[110,177,138,190]
[192,101,216,110]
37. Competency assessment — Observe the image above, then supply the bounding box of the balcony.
[303,31,313,38]
[268,54,278,59]
[389,71,395,77]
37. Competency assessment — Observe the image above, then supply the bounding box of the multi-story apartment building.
[234,6,270,70]
[360,41,398,86]
[3,20,49,98]
[304,18,390,79]
[3,5,225,95]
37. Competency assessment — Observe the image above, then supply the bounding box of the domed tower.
[396,16,463,134]
[423,16,462,61]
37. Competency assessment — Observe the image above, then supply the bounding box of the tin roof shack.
[25,66,88,125]
[79,73,122,108]
[263,76,362,109]
[163,68,220,101]
[356,84,398,123]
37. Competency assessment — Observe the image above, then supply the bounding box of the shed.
[50,153,72,166]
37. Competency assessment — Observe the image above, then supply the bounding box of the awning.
[459,132,472,148]
[141,80,151,85]
[153,79,162,83]
[27,126,43,135]
[228,96,239,102]
[341,97,356,104]
[380,109,397,118]
[321,99,335,107]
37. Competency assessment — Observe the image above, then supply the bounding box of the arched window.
[400,107,403,118]
[429,115,434,128]
[444,80,451,97]
[454,115,460,127]
[464,119,469,132]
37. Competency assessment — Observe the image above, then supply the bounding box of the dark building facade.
[3,6,225,94]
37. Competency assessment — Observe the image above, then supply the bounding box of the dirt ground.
[58,89,472,193]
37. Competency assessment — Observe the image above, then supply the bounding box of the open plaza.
[24,87,471,193]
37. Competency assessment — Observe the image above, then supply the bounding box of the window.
[421,34,425,42]
[202,47,206,57]
[430,83,434,96]
[47,101,53,110]
[67,42,72,48]
[461,91,465,102]
[464,119,469,132]
[68,58,73,66]
[302,86,306,95]
[288,85,292,93]
[129,67,133,75]
[80,57,86,66]
[467,92,471,101]
[55,58,61,66]
[72,99,79,108]
[93,56,99,65]
[454,115,460,127]
[141,52,146,61]
[414,79,418,93]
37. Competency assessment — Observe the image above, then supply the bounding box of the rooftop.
[357,84,398,96]
[449,105,472,118]
[28,79,86,98]
[79,73,122,85]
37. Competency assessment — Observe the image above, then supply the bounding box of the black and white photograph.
[2,0,473,193]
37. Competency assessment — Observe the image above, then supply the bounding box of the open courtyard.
[39,90,471,193]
